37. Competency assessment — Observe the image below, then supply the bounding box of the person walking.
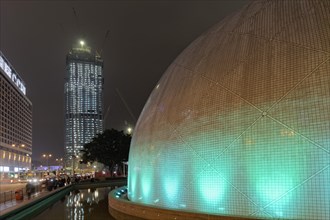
[26,183,32,199]
[67,176,71,185]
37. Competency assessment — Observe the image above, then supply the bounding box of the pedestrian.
[26,183,32,199]
[67,176,71,185]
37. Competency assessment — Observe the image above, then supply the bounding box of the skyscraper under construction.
[64,41,103,168]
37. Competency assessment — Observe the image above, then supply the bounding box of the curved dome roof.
[128,1,330,219]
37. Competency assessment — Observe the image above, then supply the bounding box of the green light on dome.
[255,170,295,217]
[198,172,226,205]
[164,176,180,203]
[257,173,293,202]
[141,166,153,202]
[246,120,302,217]
[128,169,137,198]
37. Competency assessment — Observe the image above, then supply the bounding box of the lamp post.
[56,158,63,165]
[70,154,76,176]
[55,158,63,174]
[56,158,63,169]
[122,161,128,177]
[42,154,52,171]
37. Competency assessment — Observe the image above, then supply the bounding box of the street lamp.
[56,158,63,167]
[69,154,77,176]
[42,154,52,171]
[55,158,63,174]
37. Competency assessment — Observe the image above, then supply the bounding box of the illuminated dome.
[128,1,330,219]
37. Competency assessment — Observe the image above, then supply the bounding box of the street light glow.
[42,153,52,171]
[80,40,85,46]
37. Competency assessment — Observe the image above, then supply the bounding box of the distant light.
[80,40,85,46]
[127,127,132,134]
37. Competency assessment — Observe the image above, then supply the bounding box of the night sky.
[0,0,247,162]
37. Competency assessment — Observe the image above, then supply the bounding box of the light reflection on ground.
[33,187,115,220]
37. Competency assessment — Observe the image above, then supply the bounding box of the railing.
[0,184,44,204]
[0,190,18,204]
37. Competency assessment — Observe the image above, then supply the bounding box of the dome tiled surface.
[128,1,330,219]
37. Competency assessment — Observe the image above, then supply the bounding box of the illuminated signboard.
[0,54,26,95]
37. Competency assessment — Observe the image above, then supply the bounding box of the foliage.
[80,129,131,170]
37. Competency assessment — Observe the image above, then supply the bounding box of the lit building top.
[0,51,27,96]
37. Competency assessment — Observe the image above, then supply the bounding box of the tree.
[80,129,131,174]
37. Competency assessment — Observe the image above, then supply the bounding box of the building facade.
[0,51,32,182]
[64,42,103,168]
[128,1,330,219]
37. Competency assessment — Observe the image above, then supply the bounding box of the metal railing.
[0,185,44,203]
[0,188,25,204]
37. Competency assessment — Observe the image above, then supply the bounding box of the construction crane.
[103,88,137,130]
[99,30,110,56]
[115,88,137,123]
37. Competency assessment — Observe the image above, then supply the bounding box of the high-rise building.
[64,41,103,168]
[0,50,32,182]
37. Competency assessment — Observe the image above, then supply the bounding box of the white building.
[0,51,32,182]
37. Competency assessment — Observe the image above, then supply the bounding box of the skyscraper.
[64,41,103,169]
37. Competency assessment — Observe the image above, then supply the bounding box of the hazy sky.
[0,0,247,162]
